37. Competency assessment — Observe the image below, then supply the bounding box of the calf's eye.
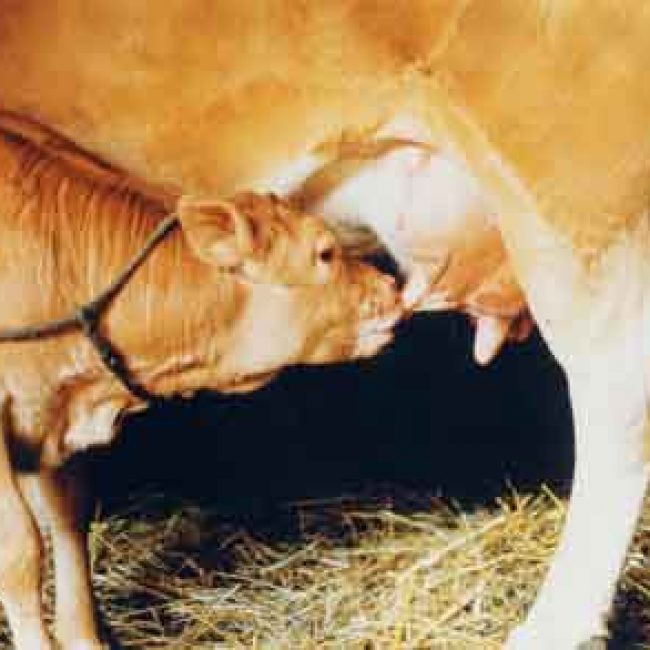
[319,246,335,263]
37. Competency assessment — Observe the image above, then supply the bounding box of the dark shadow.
[90,312,573,519]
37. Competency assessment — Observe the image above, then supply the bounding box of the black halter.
[0,214,179,404]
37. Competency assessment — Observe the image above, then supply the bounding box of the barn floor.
[1,488,648,649]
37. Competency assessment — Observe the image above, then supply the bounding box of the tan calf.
[0,125,402,649]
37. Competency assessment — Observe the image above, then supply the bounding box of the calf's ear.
[177,197,254,270]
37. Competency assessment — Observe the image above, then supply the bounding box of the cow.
[0,123,404,650]
[1,3,649,648]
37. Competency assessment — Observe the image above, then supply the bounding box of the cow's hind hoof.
[577,637,608,650]
[505,624,609,650]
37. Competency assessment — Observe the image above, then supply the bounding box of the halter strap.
[0,214,179,403]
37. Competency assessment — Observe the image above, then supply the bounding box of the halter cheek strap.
[0,214,179,404]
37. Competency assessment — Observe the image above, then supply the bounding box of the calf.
[0,126,402,649]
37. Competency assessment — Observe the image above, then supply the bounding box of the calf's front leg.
[0,397,53,649]
[19,465,103,650]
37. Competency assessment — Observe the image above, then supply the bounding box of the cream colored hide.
[2,3,650,649]
[0,124,403,650]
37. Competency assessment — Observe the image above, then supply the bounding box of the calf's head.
[178,192,350,287]
[175,192,401,390]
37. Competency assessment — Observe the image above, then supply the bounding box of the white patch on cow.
[253,151,325,196]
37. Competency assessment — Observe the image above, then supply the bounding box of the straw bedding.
[1,487,647,649]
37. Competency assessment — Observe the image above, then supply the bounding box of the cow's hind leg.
[19,464,104,650]
[0,397,53,649]
[507,345,650,648]
[494,205,650,648]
